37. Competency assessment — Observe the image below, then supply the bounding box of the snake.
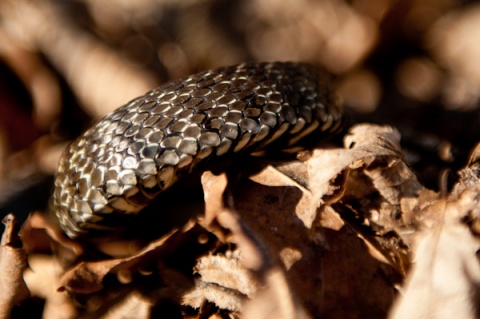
[52,62,342,239]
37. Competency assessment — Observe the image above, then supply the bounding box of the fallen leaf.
[318,124,435,274]
[58,221,215,317]
[241,268,311,319]
[342,124,427,229]
[192,171,309,318]
[0,214,30,319]
[453,142,480,195]
[390,188,480,319]
[23,255,76,319]
[231,166,324,316]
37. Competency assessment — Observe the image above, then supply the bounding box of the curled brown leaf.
[0,214,30,319]
[390,188,480,319]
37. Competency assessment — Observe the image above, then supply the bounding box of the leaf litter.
[3,123,480,318]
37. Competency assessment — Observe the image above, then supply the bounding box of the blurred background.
[0,0,480,220]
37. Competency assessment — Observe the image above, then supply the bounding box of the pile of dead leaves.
[2,123,480,318]
[3,1,480,317]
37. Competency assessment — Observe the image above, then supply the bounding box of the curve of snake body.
[53,62,343,239]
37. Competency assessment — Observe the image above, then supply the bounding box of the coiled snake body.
[53,62,342,238]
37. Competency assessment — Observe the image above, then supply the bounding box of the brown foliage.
[2,1,480,318]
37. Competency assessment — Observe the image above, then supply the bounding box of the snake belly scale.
[53,62,342,238]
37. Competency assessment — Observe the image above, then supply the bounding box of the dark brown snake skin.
[53,62,342,238]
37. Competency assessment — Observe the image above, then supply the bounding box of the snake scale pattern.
[53,62,342,238]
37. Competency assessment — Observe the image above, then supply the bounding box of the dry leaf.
[194,253,258,298]
[57,221,215,317]
[319,210,397,318]
[183,275,248,312]
[0,0,158,119]
[231,164,325,316]
[0,214,30,319]
[200,171,230,232]
[23,255,76,319]
[241,268,311,319]
[101,291,151,319]
[390,188,480,319]
[13,124,437,318]
[454,142,480,195]
[318,124,435,274]
[21,210,85,264]
[308,124,429,233]
[249,164,318,229]
[59,224,181,293]
[187,172,264,312]
[192,171,309,318]
[342,124,426,225]
[2,1,480,318]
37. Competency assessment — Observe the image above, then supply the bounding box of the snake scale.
[53,62,342,239]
